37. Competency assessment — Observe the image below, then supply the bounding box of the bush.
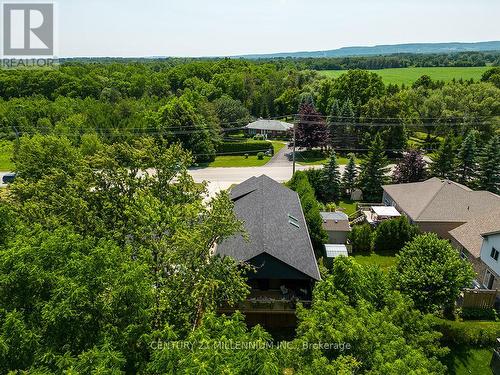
[435,318,500,347]
[349,224,373,253]
[257,152,264,160]
[287,171,328,258]
[372,216,419,254]
[218,140,272,155]
[460,308,497,321]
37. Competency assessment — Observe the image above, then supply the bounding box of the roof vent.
[288,214,299,228]
[289,220,300,228]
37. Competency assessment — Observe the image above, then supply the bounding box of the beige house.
[320,211,351,244]
[382,178,500,239]
[449,210,500,290]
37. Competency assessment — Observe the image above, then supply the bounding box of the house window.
[490,247,499,261]
[460,250,467,260]
[484,270,495,290]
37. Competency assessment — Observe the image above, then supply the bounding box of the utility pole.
[292,115,297,175]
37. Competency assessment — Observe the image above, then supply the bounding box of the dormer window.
[490,247,499,261]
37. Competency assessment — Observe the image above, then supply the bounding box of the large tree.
[476,134,500,193]
[342,153,358,196]
[430,133,456,180]
[358,133,390,201]
[392,233,475,313]
[295,100,328,149]
[392,149,427,183]
[455,131,478,185]
[320,150,342,202]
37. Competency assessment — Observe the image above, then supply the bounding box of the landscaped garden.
[295,149,359,165]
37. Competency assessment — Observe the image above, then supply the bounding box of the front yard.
[200,141,286,168]
[296,150,359,166]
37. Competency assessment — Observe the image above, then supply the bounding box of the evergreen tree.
[327,100,341,147]
[476,135,500,193]
[455,131,478,185]
[430,133,456,179]
[321,150,342,202]
[358,133,389,201]
[342,153,358,196]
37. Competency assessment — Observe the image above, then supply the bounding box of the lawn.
[201,141,286,168]
[443,347,493,375]
[352,252,397,271]
[337,200,357,216]
[0,141,14,171]
[318,66,490,85]
[296,150,359,166]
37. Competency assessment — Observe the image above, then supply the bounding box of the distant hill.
[235,41,500,59]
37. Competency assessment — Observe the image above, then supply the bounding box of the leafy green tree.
[392,233,475,313]
[320,150,341,202]
[332,69,385,106]
[212,95,250,127]
[291,257,447,374]
[372,216,420,254]
[342,153,357,196]
[431,133,456,179]
[287,171,328,257]
[358,133,389,201]
[455,131,478,185]
[476,134,500,193]
[349,224,373,253]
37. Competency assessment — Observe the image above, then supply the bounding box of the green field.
[318,66,490,85]
[0,141,14,171]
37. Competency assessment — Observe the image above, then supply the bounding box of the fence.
[462,288,498,309]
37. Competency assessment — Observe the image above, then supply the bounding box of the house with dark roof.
[382,178,500,239]
[320,211,351,244]
[449,210,500,290]
[215,175,320,327]
[245,119,293,139]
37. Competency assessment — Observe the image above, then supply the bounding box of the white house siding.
[480,233,500,289]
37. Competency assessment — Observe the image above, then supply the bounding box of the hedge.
[218,140,272,155]
[435,318,500,347]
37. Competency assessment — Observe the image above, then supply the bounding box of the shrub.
[372,216,420,254]
[460,307,497,321]
[435,318,500,347]
[287,171,328,258]
[244,153,249,159]
[349,224,373,253]
[218,140,272,155]
[257,152,264,160]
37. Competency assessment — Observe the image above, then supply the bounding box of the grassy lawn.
[443,347,493,375]
[296,150,359,166]
[352,252,397,271]
[337,200,357,216]
[0,141,14,171]
[200,141,286,168]
[203,154,271,167]
[318,67,490,85]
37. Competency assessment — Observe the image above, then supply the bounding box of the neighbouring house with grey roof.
[245,119,293,139]
[215,175,320,328]
[320,211,351,244]
[382,178,500,239]
[449,210,500,290]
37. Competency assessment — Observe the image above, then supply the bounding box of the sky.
[57,0,500,57]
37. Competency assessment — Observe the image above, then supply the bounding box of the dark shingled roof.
[215,175,321,281]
